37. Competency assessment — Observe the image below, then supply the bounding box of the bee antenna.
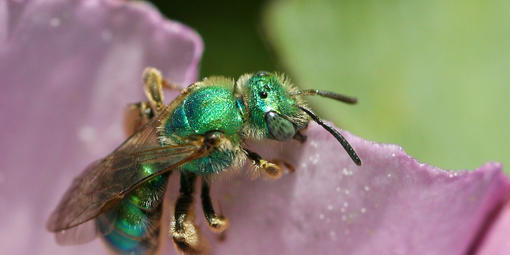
[293,89,358,104]
[298,106,361,165]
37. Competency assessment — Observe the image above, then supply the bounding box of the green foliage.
[264,0,510,170]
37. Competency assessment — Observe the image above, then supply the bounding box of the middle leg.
[201,180,229,233]
[171,172,205,253]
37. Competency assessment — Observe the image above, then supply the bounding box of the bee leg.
[124,67,166,136]
[270,159,296,173]
[244,148,289,179]
[125,67,178,136]
[161,77,181,91]
[142,67,166,111]
[123,102,154,136]
[201,179,229,233]
[171,172,206,254]
[125,67,182,136]
[143,67,181,108]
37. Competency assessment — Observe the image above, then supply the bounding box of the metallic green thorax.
[164,78,245,175]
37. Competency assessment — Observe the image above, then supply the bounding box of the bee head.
[235,71,308,142]
[235,71,362,165]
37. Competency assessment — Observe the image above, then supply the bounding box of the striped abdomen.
[96,172,170,255]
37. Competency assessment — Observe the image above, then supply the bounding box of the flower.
[0,0,201,254]
[1,0,508,255]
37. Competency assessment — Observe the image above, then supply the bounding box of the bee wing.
[46,107,208,233]
[53,218,98,245]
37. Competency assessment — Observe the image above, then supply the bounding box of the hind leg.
[142,67,181,110]
[124,67,181,135]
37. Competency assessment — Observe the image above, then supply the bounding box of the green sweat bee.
[47,68,361,255]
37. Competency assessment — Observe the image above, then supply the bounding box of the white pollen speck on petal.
[319,213,325,220]
[364,185,370,191]
[361,208,367,213]
[78,126,97,143]
[310,154,319,164]
[49,17,61,27]
[342,168,353,176]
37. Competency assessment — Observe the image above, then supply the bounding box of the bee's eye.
[259,91,268,99]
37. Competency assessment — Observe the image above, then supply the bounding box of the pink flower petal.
[2,1,508,255]
[0,0,202,254]
[187,126,508,255]
[476,200,510,255]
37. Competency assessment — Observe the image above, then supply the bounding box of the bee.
[47,67,361,255]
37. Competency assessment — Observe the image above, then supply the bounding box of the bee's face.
[237,71,308,141]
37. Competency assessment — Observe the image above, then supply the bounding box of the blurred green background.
[151,0,510,172]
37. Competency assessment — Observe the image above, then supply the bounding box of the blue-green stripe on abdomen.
[97,173,169,255]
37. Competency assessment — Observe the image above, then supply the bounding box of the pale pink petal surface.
[0,0,202,254]
[190,126,508,255]
[476,200,510,255]
[153,124,510,255]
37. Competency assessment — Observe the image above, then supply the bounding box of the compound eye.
[259,91,268,99]
[265,111,296,141]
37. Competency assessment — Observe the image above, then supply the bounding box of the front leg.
[171,172,205,254]
[244,148,295,179]
[201,180,229,233]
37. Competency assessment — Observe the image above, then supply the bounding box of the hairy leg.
[201,180,229,233]
[170,131,233,253]
[171,172,206,254]
[143,67,180,110]
[124,67,181,136]
[244,148,295,179]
